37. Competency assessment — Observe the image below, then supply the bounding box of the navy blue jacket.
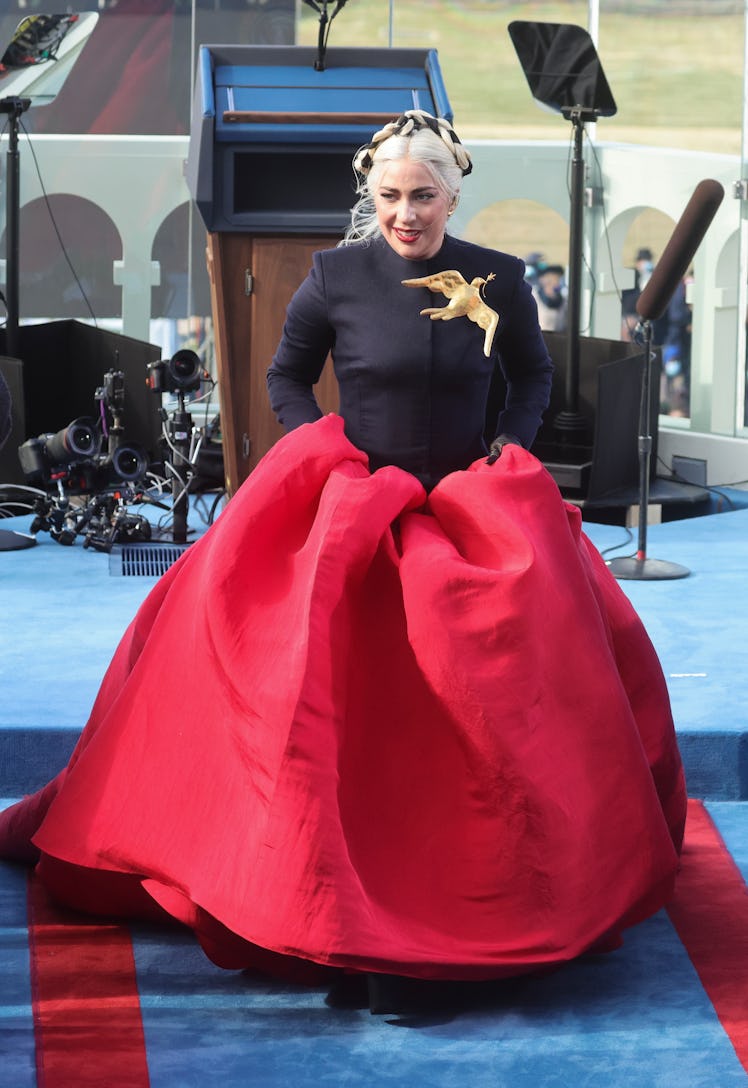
[267,234,553,489]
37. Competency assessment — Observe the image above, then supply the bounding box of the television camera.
[147,348,207,545]
[18,368,148,494]
[146,348,203,397]
[17,348,216,551]
[18,366,152,550]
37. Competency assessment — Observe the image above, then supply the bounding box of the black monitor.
[508,21,616,120]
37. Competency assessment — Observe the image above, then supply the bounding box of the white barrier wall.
[2,133,747,481]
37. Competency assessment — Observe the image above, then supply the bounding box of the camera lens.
[111,444,148,483]
[168,349,201,390]
[44,417,99,464]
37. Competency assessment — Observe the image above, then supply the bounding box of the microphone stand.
[607,319,689,580]
[303,0,348,71]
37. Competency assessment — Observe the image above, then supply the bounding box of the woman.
[267,110,554,485]
[0,111,686,1013]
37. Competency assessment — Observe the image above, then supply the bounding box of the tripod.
[166,392,193,545]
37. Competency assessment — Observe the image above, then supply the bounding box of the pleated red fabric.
[0,415,686,980]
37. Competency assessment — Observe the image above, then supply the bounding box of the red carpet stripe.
[22,800,747,1083]
[28,871,150,1088]
[667,799,748,1074]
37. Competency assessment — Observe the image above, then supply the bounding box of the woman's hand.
[486,434,522,465]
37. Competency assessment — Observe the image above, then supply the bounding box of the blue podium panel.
[187,45,452,233]
[214,63,440,144]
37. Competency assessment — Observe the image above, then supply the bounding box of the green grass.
[299,1,744,147]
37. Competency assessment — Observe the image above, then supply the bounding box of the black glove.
[486,433,522,465]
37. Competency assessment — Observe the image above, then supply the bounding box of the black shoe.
[366,973,445,1015]
[324,972,369,1009]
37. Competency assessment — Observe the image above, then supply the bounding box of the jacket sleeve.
[489,259,554,448]
[266,254,334,432]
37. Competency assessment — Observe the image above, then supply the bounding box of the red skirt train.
[0,415,686,981]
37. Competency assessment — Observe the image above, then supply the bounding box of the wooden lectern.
[186,45,452,494]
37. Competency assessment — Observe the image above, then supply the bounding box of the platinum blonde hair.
[340,111,471,247]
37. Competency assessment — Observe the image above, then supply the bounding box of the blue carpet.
[1,500,747,1086]
[709,801,748,879]
[2,808,747,1088]
[584,508,748,800]
[2,501,747,798]
[0,861,35,1088]
[129,893,748,1088]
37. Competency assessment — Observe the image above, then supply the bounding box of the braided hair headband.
[353,109,473,178]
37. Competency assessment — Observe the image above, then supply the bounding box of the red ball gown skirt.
[0,415,687,981]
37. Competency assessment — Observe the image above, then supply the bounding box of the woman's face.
[373,159,452,261]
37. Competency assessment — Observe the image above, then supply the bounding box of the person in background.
[621,246,668,344]
[621,247,651,339]
[523,250,544,290]
[530,260,567,332]
[661,272,693,417]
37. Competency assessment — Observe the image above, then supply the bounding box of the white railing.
[3,133,747,483]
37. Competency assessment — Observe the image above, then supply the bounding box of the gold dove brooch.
[402,270,499,357]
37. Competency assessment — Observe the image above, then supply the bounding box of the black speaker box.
[0,321,162,486]
[0,355,25,486]
[532,333,657,501]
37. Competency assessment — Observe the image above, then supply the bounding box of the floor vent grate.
[109,543,189,577]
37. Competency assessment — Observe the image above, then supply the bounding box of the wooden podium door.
[207,232,340,494]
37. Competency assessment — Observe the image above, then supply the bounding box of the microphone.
[636,178,724,323]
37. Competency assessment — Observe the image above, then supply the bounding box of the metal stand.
[0,20,97,554]
[303,0,348,71]
[1,95,30,358]
[508,22,617,449]
[607,320,689,581]
[168,394,193,545]
[554,106,593,444]
[0,98,38,549]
